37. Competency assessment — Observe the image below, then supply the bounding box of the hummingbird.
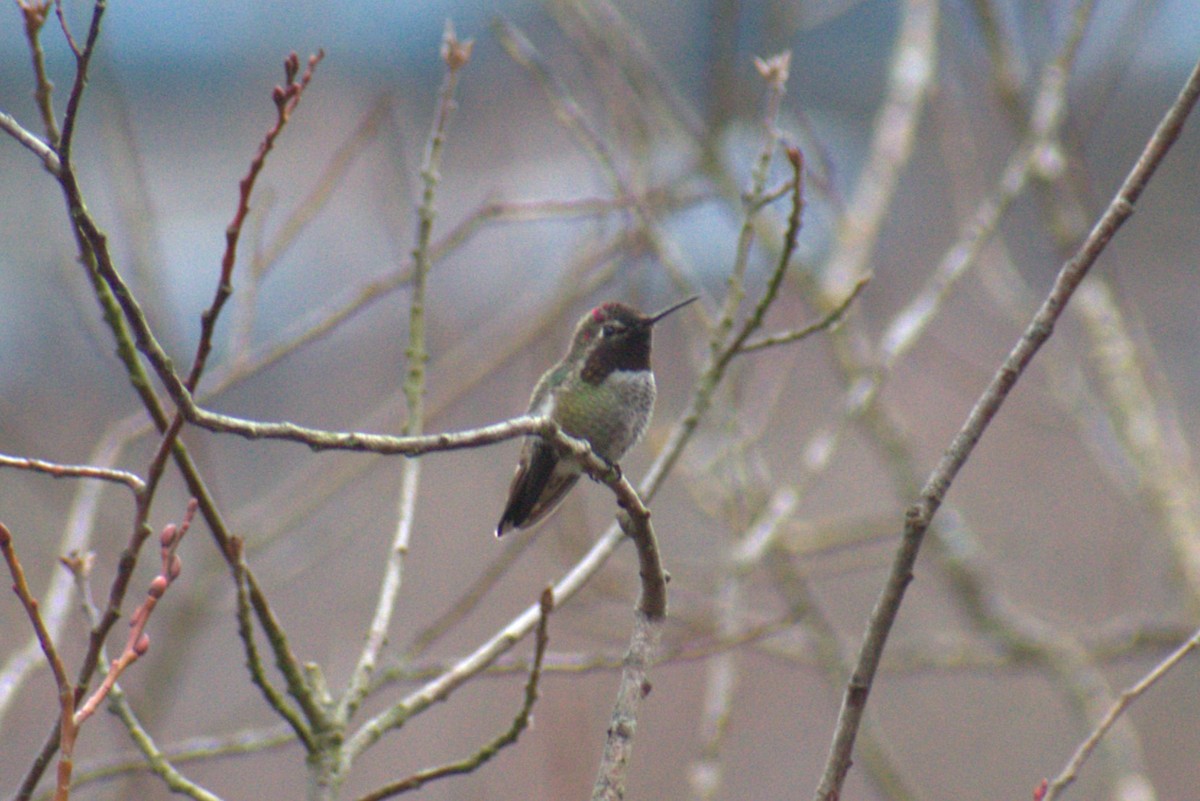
[496,296,698,537]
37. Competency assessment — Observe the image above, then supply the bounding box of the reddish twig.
[56,0,104,161]
[2,500,196,801]
[52,0,81,58]
[0,520,75,726]
[73,499,197,726]
[1,522,76,801]
[188,49,325,393]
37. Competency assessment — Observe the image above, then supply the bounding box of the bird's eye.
[601,322,623,338]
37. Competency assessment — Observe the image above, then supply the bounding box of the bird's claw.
[589,456,622,484]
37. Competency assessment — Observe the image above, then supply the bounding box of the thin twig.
[190,49,324,393]
[0,109,61,174]
[353,589,554,801]
[1,522,75,801]
[56,0,105,161]
[61,510,223,801]
[495,18,621,184]
[0,452,145,494]
[709,51,791,356]
[230,538,315,751]
[17,0,62,146]
[229,97,390,358]
[0,522,75,719]
[495,14,704,303]
[74,500,197,726]
[336,23,473,732]
[819,0,939,301]
[0,427,130,728]
[1042,624,1200,799]
[37,723,293,799]
[736,276,867,354]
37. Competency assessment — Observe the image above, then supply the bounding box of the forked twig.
[353,589,554,801]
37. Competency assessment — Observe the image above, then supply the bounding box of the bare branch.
[590,610,662,801]
[56,0,105,161]
[1042,624,1200,799]
[0,522,75,719]
[72,500,196,726]
[0,109,61,174]
[353,588,553,801]
[0,452,145,494]
[737,275,867,354]
[190,49,325,393]
[17,0,62,146]
[229,538,315,750]
[338,18,472,729]
[813,51,1200,801]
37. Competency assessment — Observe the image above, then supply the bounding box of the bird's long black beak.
[646,295,699,326]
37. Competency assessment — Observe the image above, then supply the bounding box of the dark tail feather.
[496,441,557,536]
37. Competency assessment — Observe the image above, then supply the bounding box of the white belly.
[557,370,656,463]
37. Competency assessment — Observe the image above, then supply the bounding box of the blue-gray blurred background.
[3,2,1200,800]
